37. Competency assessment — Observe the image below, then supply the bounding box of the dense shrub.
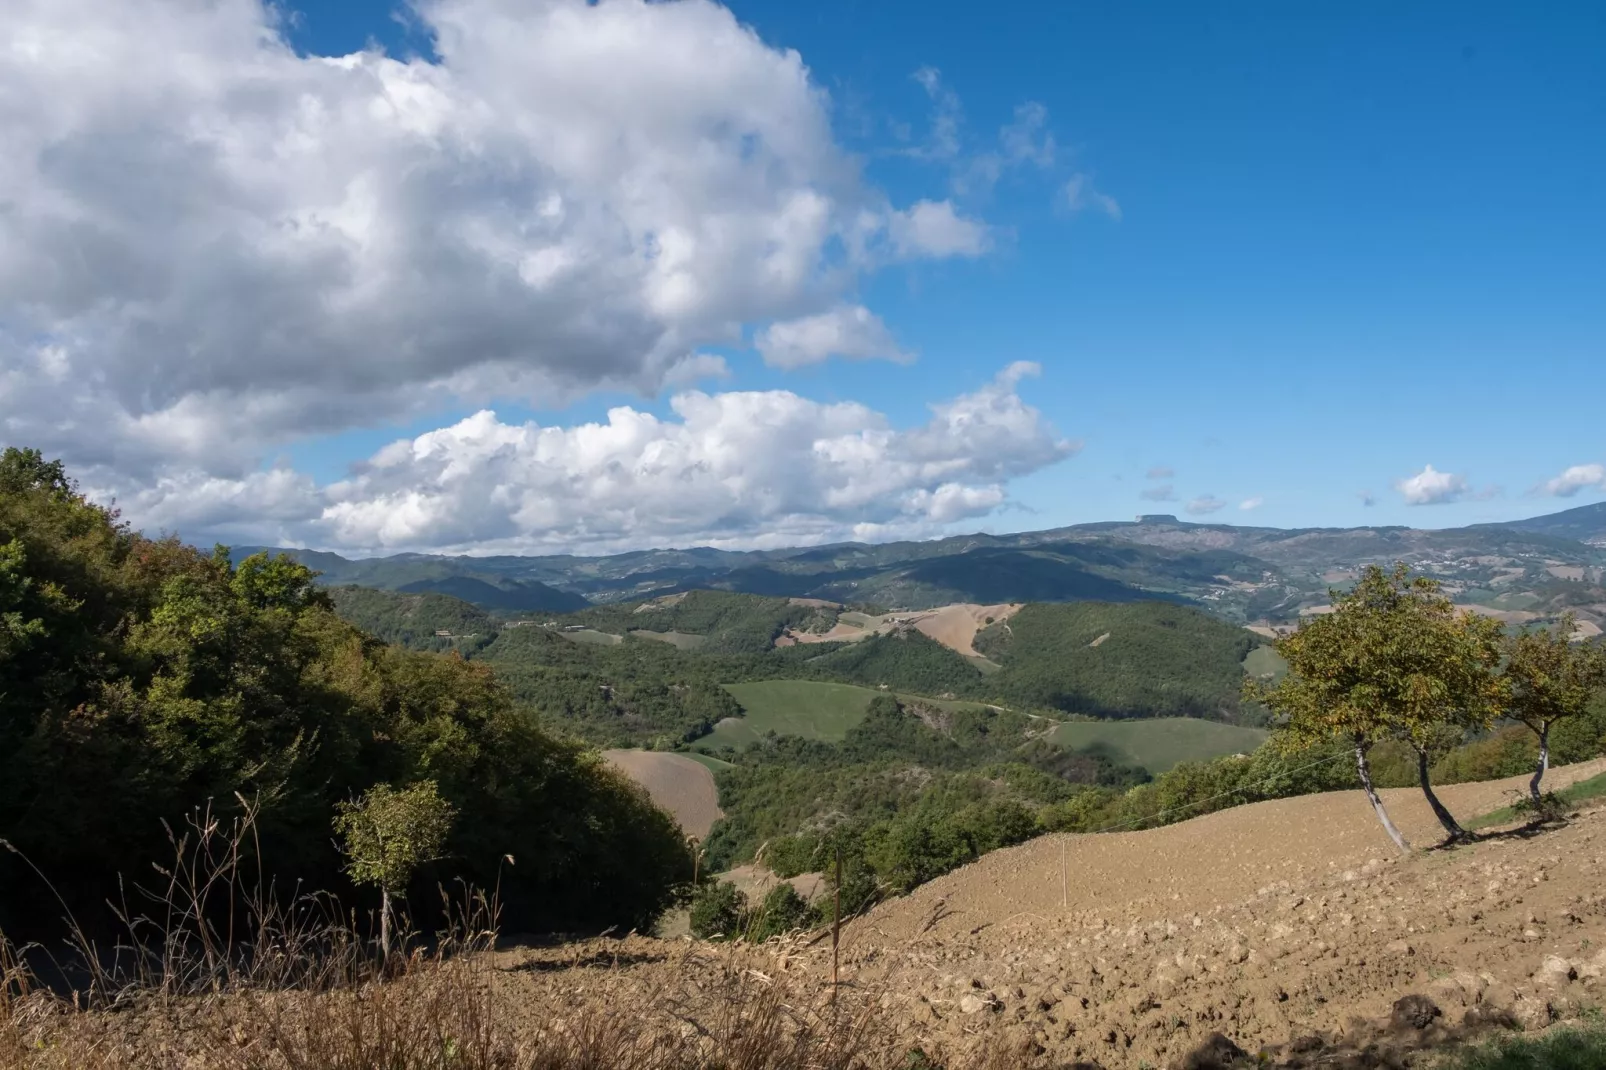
[687,880,747,939]
[746,884,818,942]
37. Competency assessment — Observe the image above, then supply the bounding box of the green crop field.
[629,629,707,650]
[1242,645,1288,682]
[1049,718,1268,774]
[561,628,623,646]
[701,681,887,747]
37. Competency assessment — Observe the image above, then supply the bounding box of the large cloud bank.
[120,363,1076,553]
[1,0,1047,552]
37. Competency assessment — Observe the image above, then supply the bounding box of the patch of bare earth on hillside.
[815,759,1606,1067]
[602,750,723,840]
[721,863,827,903]
[779,603,1022,657]
[911,603,1021,658]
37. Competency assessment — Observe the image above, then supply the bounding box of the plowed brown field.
[602,749,723,839]
[493,760,1606,1068]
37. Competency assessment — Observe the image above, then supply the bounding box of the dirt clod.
[1388,994,1441,1031]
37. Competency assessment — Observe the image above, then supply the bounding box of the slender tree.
[1248,564,1506,850]
[334,780,456,960]
[1375,577,1506,843]
[1504,613,1606,803]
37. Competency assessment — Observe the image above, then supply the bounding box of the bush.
[688,880,747,940]
[1551,692,1606,765]
[1431,726,1537,784]
[746,884,818,942]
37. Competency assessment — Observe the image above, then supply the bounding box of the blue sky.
[284,0,1604,531]
[3,0,1602,552]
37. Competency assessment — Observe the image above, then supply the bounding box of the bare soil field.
[911,603,1021,657]
[1460,604,1541,625]
[500,760,1606,1069]
[601,749,723,839]
[780,602,1022,658]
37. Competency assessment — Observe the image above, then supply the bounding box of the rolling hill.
[974,600,1264,722]
[1480,498,1606,543]
[232,498,1606,631]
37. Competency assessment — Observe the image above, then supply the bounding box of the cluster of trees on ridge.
[0,449,691,939]
[1251,564,1606,848]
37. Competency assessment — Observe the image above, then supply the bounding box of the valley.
[306,503,1606,915]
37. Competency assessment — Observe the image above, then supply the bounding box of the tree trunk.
[1414,745,1468,843]
[1529,722,1551,804]
[380,887,392,963]
[1356,740,1410,854]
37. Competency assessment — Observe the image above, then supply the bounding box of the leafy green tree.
[334,780,457,959]
[1503,614,1606,803]
[1248,564,1506,850]
[0,447,71,496]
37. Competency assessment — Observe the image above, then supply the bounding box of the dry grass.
[2,945,925,1070]
[0,799,960,1070]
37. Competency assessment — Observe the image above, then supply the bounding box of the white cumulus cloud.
[117,365,1077,554]
[1185,495,1226,516]
[754,305,912,369]
[1239,497,1263,511]
[1394,464,1468,506]
[1538,463,1606,498]
[0,0,993,489]
[887,200,992,258]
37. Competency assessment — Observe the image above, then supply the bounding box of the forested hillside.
[314,585,1272,742]
[796,629,987,695]
[565,590,840,654]
[327,585,497,652]
[476,625,744,746]
[700,695,1151,884]
[0,450,689,937]
[975,601,1264,722]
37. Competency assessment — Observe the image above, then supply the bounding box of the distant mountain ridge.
[1479,500,1606,545]
[230,500,1606,628]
